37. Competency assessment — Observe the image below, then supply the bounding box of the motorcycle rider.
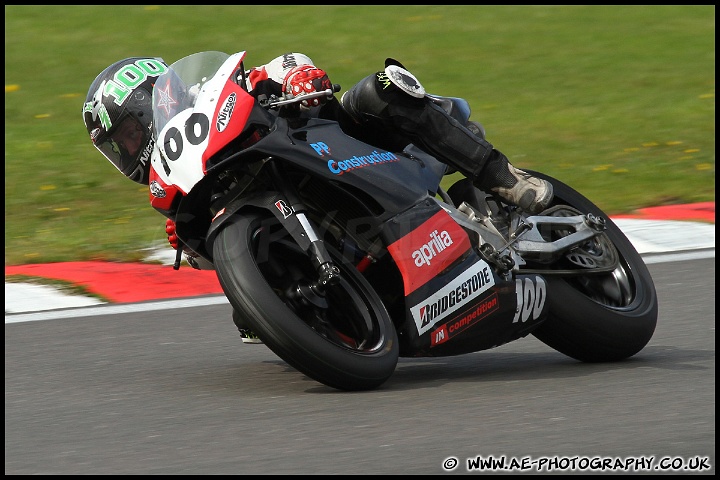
[83,52,554,343]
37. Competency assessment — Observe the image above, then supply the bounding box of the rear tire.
[213,213,399,391]
[527,171,658,362]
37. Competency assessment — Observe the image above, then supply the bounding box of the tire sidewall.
[526,171,659,361]
[213,213,399,390]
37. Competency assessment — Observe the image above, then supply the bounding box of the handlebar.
[262,83,342,109]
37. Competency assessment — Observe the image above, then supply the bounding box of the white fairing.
[151,51,246,194]
[151,108,207,193]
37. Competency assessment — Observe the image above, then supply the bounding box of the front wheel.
[527,171,658,362]
[213,213,399,391]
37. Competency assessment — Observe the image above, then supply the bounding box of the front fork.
[268,161,341,292]
[294,212,342,287]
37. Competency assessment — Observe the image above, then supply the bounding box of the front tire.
[527,171,658,362]
[213,213,399,391]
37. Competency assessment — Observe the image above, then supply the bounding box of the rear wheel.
[213,213,399,391]
[527,171,658,362]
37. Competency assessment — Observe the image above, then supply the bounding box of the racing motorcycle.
[150,51,658,391]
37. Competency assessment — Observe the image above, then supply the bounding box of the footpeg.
[479,243,515,274]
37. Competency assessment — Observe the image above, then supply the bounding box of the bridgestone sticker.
[410,260,495,335]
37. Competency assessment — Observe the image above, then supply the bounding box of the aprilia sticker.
[410,260,495,336]
[412,229,454,267]
[387,210,471,295]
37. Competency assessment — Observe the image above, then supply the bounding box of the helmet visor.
[94,115,149,175]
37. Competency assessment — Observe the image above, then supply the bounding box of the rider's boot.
[478,150,554,215]
[340,60,553,214]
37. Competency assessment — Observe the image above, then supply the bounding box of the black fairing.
[175,115,448,258]
[175,104,549,357]
[239,116,449,214]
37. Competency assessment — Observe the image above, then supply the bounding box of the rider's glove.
[165,218,179,250]
[283,65,332,108]
[166,216,203,263]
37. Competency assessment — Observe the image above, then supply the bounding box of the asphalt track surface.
[4,203,716,474]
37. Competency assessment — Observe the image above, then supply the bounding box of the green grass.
[5,5,715,265]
